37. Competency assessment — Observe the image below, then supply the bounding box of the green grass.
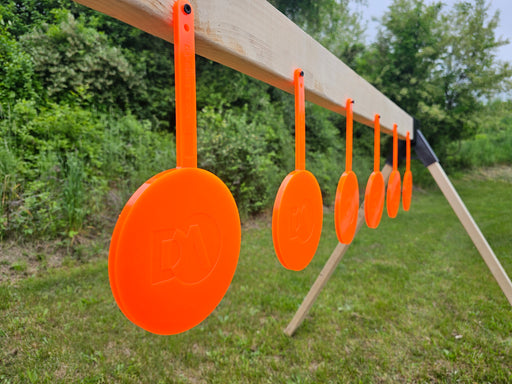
[1,169,511,383]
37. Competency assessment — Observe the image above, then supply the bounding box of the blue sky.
[350,0,512,64]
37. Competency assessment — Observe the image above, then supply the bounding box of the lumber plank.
[73,0,414,138]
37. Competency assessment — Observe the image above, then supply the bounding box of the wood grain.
[74,0,414,138]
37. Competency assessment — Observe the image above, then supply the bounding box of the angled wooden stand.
[285,129,512,336]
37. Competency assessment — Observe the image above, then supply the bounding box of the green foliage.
[86,14,175,129]
[0,26,40,105]
[448,100,512,168]
[197,105,286,217]
[20,12,146,111]
[0,102,176,239]
[0,0,86,36]
[303,105,344,202]
[362,0,512,161]
[1,0,512,241]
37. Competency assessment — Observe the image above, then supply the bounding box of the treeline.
[0,0,510,241]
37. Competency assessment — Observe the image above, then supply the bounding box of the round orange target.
[402,131,413,211]
[108,1,241,335]
[386,124,401,218]
[364,114,385,229]
[272,69,323,271]
[335,98,359,244]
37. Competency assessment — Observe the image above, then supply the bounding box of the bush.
[0,101,175,239]
[20,11,145,111]
[447,101,512,169]
[0,26,40,105]
[448,131,512,169]
[197,106,288,216]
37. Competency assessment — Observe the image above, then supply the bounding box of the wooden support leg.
[428,162,512,306]
[284,163,393,336]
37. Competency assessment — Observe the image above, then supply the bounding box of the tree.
[434,0,512,147]
[361,0,512,161]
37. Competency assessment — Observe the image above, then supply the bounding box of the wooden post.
[428,162,512,306]
[284,163,393,336]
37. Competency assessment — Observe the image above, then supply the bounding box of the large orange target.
[108,1,241,335]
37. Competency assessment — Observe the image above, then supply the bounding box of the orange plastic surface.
[272,69,323,271]
[386,124,401,218]
[272,170,323,270]
[335,99,359,244]
[174,0,197,168]
[364,114,385,228]
[295,69,305,171]
[109,169,240,334]
[108,0,241,335]
[402,131,413,211]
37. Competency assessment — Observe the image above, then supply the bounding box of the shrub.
[0,101,176,239]
[197,106,287,216]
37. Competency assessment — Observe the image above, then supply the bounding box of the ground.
[0,166,511,383]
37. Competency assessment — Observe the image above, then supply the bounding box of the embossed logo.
[290,203,314,243]
[151,215,221,285]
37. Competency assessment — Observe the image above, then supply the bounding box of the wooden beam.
[73,0,414,139]
[428,162,512,306]
[284,163,393,336]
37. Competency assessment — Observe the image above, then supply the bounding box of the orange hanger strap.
[374,114,380,172]
[345,98,354,172]
[295,69,305,171]
[392,123,398,171]
[174,0,197,168]
[406,131,411,172]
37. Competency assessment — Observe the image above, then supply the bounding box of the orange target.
[402,131,413,211]
[272,69,323,271]
[108,1,241,335]
[386,124,401,218]
[335,99,359,244]
[364,114,385,228]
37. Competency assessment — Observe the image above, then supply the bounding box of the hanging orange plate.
[108,1,241,335]
[386,124,401,218]
[335,99,359,244]
[364,114,385,228]
[272,69,323,271]
[402,131,413,211]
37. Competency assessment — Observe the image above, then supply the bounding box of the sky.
[350,0,512,64]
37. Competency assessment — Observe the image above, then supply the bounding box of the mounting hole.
[183,3,192,14]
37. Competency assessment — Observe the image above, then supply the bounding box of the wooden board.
[74,0,414,138]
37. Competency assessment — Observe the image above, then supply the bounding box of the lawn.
[1,167,511,383]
